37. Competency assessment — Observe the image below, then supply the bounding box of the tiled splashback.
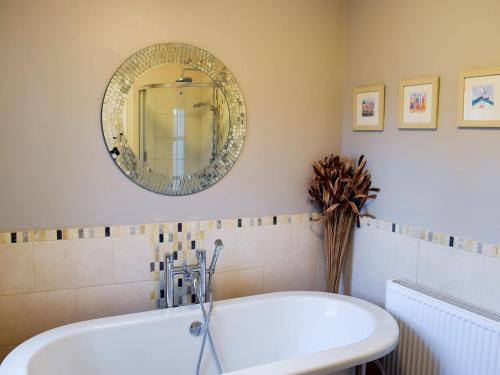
[149,212,323,308]
[0,212,323,309]
[0,211,326,362]
[348,217,500,315]
[3,210,499,363]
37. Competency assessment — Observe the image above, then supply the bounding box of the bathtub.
[0,291,398,375]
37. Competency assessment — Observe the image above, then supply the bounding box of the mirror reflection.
[123,63,230,177]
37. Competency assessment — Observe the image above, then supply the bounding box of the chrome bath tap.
[165,249,206,308]
[164,240,225,375]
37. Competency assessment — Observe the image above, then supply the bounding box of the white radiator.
[384,280,500,375]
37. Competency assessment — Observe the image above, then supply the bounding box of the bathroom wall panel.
[233,224,293,270]
[316,259,328,292]
[347,222,500,314]
[351,225,419,279]
[0,290,77,347]
[346,262,392,307]
[480,256,500,312]
[76,281,155,321]
[212,269,264,301]
[417,240,483,305]
[112,235,153,283]
[33,238,113,291]
[0,243,34,296]
[262,260,317,293]
[290,221,324,262]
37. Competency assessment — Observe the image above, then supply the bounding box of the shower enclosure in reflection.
[123,63,230,179]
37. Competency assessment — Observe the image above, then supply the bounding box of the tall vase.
[323,209,355,293]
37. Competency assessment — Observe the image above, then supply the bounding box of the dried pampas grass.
[308,155,378,293]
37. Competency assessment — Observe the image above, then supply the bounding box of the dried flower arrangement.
[308,155,378,293]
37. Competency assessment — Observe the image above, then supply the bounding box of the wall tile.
[346,261,392,307]
[212,269,263,300]
[234,225,291,269]
[112,235,152,283]
[0,243,34,295]
[0,290,77,346]
[290,221,324,261]
[203,229,236,272]
[316,259,328,292]
[480,256,500,313]
[0,345,16,364]
[76,281,154,321]
[351,225,419,281]
[33,238,113,291]
[263,260,317,293]
[417,241,484,305]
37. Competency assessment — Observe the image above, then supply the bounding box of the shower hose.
[192,272,222,375]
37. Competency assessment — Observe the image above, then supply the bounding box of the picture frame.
[399,76,440,129]
[458,66,500,128]
[352,85,385,131]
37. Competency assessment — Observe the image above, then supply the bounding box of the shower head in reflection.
[176,76,192,83]
[176,67,200,83]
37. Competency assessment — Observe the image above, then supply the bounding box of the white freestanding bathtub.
[0,291,398,375]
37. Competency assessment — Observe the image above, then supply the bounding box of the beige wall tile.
[76,281,154,321]
[112,235,152,283]
[204,229,236,272]
[212,269,263,301]
[0,290,77,346]
[347,262,389,307]
[0,345,16,364]
[34,238,113,291]
[263,260,317,293]
[234,225,292,269]
[0,243,34,295]
[290,221,324,261]
[351,225,419,281]
[417,241,484,305]
[316,259,328,292]
[480,256,500,313]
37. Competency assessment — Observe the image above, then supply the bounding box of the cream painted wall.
[342,0,500,244]
[0,0,345,232]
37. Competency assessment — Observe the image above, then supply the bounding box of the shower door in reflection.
[138,83,221,177]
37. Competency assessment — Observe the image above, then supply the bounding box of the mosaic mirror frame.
[101,43,246,195]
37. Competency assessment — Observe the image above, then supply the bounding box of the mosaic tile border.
[3,213,497,258]
[5,212,495,307]
[361,217,500,258]
[0,212,320,245]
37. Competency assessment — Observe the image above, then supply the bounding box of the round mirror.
[102,43,246,195]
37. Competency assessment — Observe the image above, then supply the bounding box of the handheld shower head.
[208,239,223,274]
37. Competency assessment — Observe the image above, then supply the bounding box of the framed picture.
[399,76,440,129]
[458,66,500,127]
[352,85,385,131]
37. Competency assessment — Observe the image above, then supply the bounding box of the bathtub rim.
[0,291,399,375]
